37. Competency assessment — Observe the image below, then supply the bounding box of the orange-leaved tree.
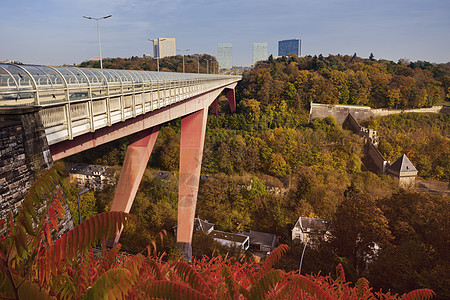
[0,162,134,299]
[0,162,436,299]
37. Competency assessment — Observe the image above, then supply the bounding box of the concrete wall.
[310,103,373,124]
[0,107,73,235]
[372,105,446,117]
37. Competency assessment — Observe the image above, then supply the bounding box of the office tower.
[218,43,232,70]
[278,39,302,56]
[252,43,268,65]
[153,38,176,58]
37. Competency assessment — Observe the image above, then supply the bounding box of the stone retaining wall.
[0,107,74,235]
[367,142,388,174]
[310,102,449,124]
[310,103,373,124]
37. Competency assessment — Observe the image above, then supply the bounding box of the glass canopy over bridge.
[0,63,241,144]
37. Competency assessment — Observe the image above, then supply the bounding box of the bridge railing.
[0,64,241,145]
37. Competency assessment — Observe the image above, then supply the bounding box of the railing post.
[132,82,136,118]
[65,103,73,140]
[88,100,94,132]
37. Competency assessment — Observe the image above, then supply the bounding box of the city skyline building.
[278,39,302,56]
[218,43,232,70]
[252,43,268,65]
[153,38,176,59]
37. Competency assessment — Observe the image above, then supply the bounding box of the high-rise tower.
[218,43,232,70]
[153,38,176,58]
[278,39,302,56]
[252,43,268,65]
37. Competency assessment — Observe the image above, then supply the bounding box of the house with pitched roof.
[68,163,111,191]
[292,217,330,245]
[209,230,250,250]
[173,217,215,236]
[241,231,279,253]
[386,154,418,189]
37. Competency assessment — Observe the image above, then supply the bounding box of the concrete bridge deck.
[0,63,240,147]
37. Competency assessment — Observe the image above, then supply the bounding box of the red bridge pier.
[110,86,237,258]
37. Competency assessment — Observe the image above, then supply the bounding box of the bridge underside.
[49,84,236,160]
[50,83,236,258]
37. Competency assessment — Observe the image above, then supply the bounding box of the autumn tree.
[370,191,450,299]
[331,183,392,278]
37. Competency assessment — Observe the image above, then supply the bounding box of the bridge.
[0,63,241,258]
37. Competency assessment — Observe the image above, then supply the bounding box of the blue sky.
[1,0,449,66]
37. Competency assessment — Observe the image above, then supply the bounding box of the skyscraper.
[252,43,268,65]
[218,43,232,70]
[153,38,176,58]
[278,39,302,56]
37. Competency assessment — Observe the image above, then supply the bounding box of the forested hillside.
[366,113,449,181]
[240,54,450,109]
[78,54,218,74]
[66,54,449,298]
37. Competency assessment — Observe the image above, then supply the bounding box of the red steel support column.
[225,88,236,113]
[211,98,218,116]
[111,126,160,213]
[177,108,208,259]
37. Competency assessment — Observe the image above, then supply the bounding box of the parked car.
[69,92,96,100]
[1,89,34,100]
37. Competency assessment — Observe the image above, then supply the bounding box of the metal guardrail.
[0,64,241,145]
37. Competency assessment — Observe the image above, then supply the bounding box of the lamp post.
[83,15,112,69]
[77,187,89,225]
[149,38,166,71]
[299,237,309,274]
[177,48,190,73]
[206,59,209,74]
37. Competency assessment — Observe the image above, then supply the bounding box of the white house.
[210,230,249,250]
[292,217,330,245]
[241,231,279,253]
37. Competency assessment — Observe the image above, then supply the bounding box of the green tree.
[331,184,392,278]
[157,127,180,171]
[371,191,450,299]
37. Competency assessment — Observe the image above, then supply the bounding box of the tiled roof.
[243,231,278,247]
[388,154,418,174]
[210,230,248,243]
[68,163,110,176]
[195,218,215,233]
[298,217,329,233]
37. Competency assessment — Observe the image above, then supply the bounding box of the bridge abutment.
[0,107,53,219]
[0,107,74,236]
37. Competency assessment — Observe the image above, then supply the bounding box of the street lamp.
[148,38,166,71]
[77,187,89,225]
[299,237,309,274]
[83,15,112,69]
[177,48,190,73]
